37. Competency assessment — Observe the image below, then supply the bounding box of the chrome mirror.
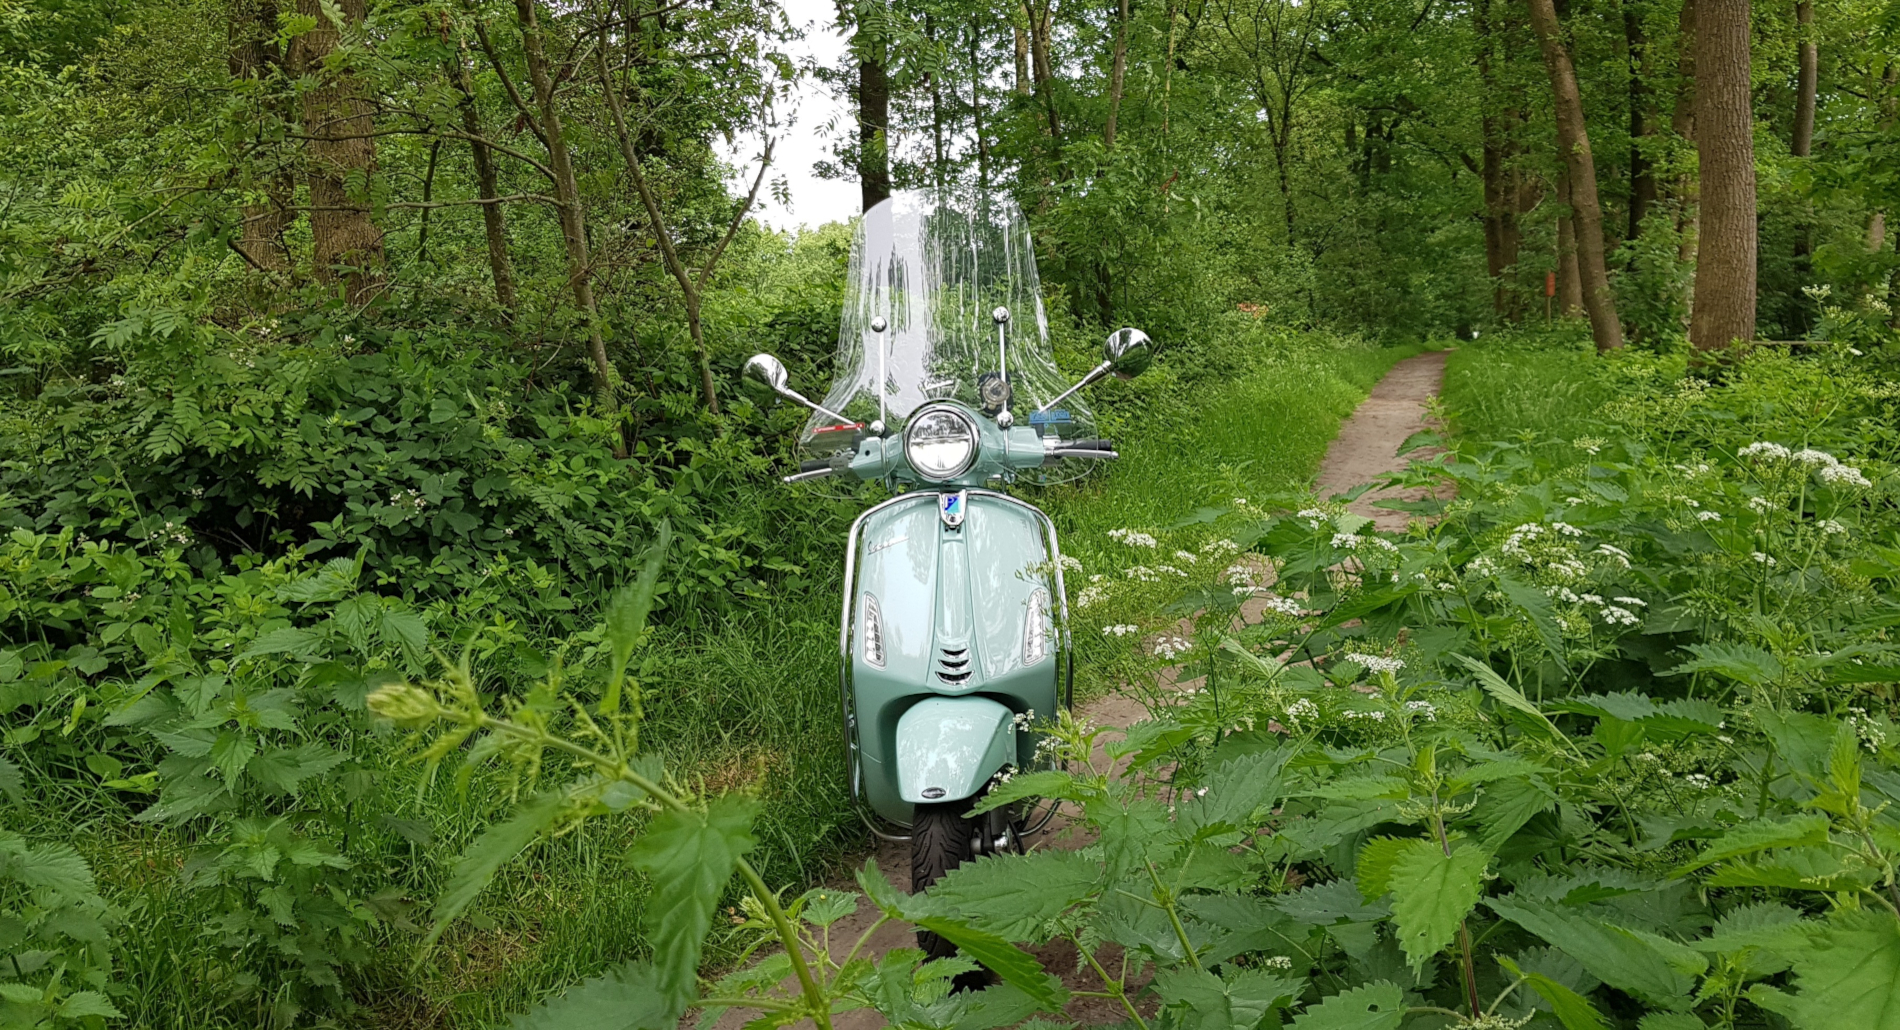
[742,352,854,425]
[744,353,789,391]
[1104,328,1152,380]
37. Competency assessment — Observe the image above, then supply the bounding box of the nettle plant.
[369,528,1071,1029]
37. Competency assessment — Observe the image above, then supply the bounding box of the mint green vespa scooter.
[743,192,1150,952]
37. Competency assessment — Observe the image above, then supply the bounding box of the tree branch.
[698,137,775,282]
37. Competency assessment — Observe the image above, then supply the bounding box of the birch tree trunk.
[452,45,518,313]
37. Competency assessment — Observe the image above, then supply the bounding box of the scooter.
[743,191,1151,952]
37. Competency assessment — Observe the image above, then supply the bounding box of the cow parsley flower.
[1152,635,1193,660]
[1108,528,1158,548]
[1346,653,1405,675]
[1696,510,1722,522]
[1793,448,1839,467]
[1818,464,1872,489]
[1103,624,1140,637]
[1752,551,1777,566]
[1739,442,1792,462]
[1404,700,1438,721]
[1259,596,1303,617]
[1331,533,1362,550]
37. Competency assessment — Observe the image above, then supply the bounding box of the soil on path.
[700,348,1448,1029]
[1312,349,1449,533]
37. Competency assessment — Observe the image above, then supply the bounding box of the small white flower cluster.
[1696,510,1723,522]
[1155,564,1190,578]
[1739,441,1793,462]
[1331,532,1363,550]
[1366,536,1400,553]
[1297,507,1327,530]
[1848,707,1887,752]
[1174,549,1199,564]
[390,488,428,512]
[1501,523,1544,556]
[1284,698,1320,725]
[1748,496,1776,514]
[1076,585,1107,609]
[1550,521,1584,537]
[1467,556,1498,576]
[1574,437,1604,455]
[1346,653,1405,675]
[990,765,1017,785]
[1794,448,1837,467]
[1343,709,1387,722]
[1261,955,1294,970]
[1058,554,1083,572]
[1109,528,1158,548]
[1258,595,1304,618]
[156,520,191,546]
[1404,700,1438,721]
[1595,544,1631,568]
[1683,773,1715,790]
[1817,518,1848,536]
[1126,566,1161,582]
[1103,624,1140,637]
[1752,551,1778,566]
[1011,709,1037,728]
[1818,464,1873,489]
[1152,635,1193,660]
[1599,605,1641,627]
[1674,461,1715,478]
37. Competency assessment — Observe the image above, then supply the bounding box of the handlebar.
[799,458,832,474]
[1044,448,1119,464]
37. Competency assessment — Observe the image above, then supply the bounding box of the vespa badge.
[940,490,967,528]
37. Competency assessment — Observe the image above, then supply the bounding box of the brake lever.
[783,467,837,483]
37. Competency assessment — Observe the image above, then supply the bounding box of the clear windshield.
[799,192,1097,477]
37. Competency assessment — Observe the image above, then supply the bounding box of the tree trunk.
[453,45,518,313]
[1557,167,1586,316]
[859,34,890,211]
[1689,0,1757,354]
[1014,21,1030,95]
[512,0,620,444]
[1023,0,1063,145]
[972,21,991,190]
[1104,0,1131,148]
[1627,3,1657,239]
[1527,0,1625,350]
[1476,0,1522,317]
[1792,0,1816,157]
[1672,0,1698,320]
[291,0,384,304]
[229,0,293,274]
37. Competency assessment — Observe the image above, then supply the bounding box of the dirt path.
[1312,349,1449,533]
[701,349,1447,1028]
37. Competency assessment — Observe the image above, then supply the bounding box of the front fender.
[895,696,1014,804]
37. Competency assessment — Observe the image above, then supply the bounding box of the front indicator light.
[861,593,885,668]
[1023,588,1049,665]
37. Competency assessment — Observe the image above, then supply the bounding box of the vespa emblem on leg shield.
[940,490,967,529]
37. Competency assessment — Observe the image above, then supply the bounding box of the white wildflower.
[1574,437,1604,455]
[1739,442,1793,462]
[1108,528,1159,548]
[1126,566,1160,582]
[1200,538,1242,557]
[1075,585,1107,608]
[1748,496,1775,513]
[1751,551,1778,566]
[1331,533,1362,550]
[1058,554,1083,572]
[1152,635,1193,660]
[1404,700,1438,721]
[1599,605,1641,627]
[1684,773,1715,789]
[1346,653,1405,675]
[1468,556,1498,576]
[1579,593,1603,604]
[1259,596,1303,617]
[1343,709,1387,722]
[1613,596,1646,607]
[1550,521,1583,537]
[1173,549,1199,564]
[1793,448,1839,467]
[1103,624,1140,637]
[1262,955,1293,970]
[1818,464,1872,489]
[1696,510,1722,522]
[1817,519,1848,536]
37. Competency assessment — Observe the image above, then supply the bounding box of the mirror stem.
[1035,361,1112,415]
[776,385,856,426]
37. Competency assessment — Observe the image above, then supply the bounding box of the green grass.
[1437,330,1619,445]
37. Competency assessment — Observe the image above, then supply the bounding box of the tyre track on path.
[699,348,1449,1029]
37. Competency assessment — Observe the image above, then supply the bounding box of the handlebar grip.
[1066,438,1113,453]
[799,458,832,473]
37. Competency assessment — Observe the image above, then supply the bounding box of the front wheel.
[910,798,975,960]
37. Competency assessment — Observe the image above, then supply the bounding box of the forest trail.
[1312,349,1449,532]
[702,350,1446,1029]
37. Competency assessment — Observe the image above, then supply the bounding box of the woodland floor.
[700,349,1448,1029]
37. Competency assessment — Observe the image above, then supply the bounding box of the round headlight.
[903,407,978,481]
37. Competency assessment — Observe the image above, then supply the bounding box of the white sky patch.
[725,0,860,231]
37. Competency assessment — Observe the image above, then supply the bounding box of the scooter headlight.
[903,406,978,482]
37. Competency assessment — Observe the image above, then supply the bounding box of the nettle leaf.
[1275,879,1390,925]
[1179,748,1290,833]
[507,961,675,1030]
[1756,709,1836,780]
[1548,692,1660,721]
[1182,894,1315,967]
[970,770,1081,814]
[1154,966,1302,1030]
[1498,954,1606,1030]
[0,832,95,897]
[1473,776,1557,849]
[627,794,758,1010]
[1388,840,1488,972]
[1451,654,1568,741]
[0,754,21,803]
[1694,901,1811,955]
[924,850,1100,939]
[1288,981,1405,1030]
[1673,814,1832,874]
[908,913,1067,1010]
[1354,836,1414,900]
[425,790,566,950]
[1749,909,1900,1030]
[1665,641,1782,685]
[1487,896,1698,1008]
